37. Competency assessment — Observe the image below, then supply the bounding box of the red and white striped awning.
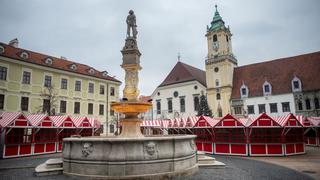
[70,116,89,127]
[272,114,291,127]
[0,112,26,127]
[238,118,253,127]
[186,116,199,127]
[88,118,101,128]
[141,120,161,127]
[49,115,69,127]
[26,114,47,126]
[161,120,170,128]
[308,117,320,126]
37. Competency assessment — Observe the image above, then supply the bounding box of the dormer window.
[0,45,4,54]
[102,71,108,77]
[240,83,249,98]
[45,57,53,65]
[263,81,272,96]
[20,51,29,59]
[291,76,302,92]
[70,64,77,71]
[88,68,95,75]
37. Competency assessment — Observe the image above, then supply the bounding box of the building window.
[241,88,247,96]
[306,99,311,110]
[100,85,105,95]
[20,52,29,59]
[109,124,115,133]
[213,34,217,42]
[298,100,303,110]
[88,83,94,93]
[215,79,219,87]
[194,85,198,90]
[269,103,278,113]
[74,102,80,114]
[291,76,302,92]
[173,91,179,98]
[258,104,266,114]
[194,96,199,111]
[315,98,320,109]
[218,109,222,117]
[156,100,161,114]
[216,93,221,100]
[0,66,8,80]
[167,98,173,113]
[45,57,53,65]
[60,100,66,113]
[61,78,68,89]
[282,102,290,112]
[263,81,272,96]
[44,75,52,87]
[247,105,254,114]
[240,83,249,98]
[75,80,81,91]
[234,106,242,115]
[180,97,185,113]
[110,87,115,96]
[22,71,31,84]
[0,45,4,54]
[226,35,229,42]
[99,104,104,115]
[88,103,93,115]
[0,94,4,109]
[21,97,29,111]
[43,99,51,114]
[214,67,219,72]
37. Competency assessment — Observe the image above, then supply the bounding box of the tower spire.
[177,52,181,62]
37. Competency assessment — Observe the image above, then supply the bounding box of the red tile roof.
[231,51,320,99]
[159,61,206,87]
[0,42,121,83]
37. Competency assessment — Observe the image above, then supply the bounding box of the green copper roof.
[208,5,228,32]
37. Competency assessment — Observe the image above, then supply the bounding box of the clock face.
[213,42,219,51]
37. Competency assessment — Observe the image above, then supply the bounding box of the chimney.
[9,38,19,48]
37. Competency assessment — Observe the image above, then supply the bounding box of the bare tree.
[36,85,59,115]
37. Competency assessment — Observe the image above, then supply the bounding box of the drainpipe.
[106,83,109,135]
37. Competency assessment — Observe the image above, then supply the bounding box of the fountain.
[61,10,198,179]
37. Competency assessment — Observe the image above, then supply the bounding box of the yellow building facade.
[0,39,121,134]
[205,5,237,117]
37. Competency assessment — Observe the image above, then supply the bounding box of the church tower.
[205,5,237,117]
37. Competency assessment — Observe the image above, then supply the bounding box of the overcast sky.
[1,0,320,96]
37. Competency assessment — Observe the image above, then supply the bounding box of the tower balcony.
[205,54,237,65]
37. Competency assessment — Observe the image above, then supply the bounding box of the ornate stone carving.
[82,142,93,157]
[144,141,158,159]
[190,140,196,153]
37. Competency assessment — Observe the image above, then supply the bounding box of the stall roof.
[194,116,220,128]
[272,114,303,127]
[186,116,199,127]
[0,112,30,127]
[71,116,91,127]
[50,115,74,127]
[215,114,244,127]
[308,117,320,127]
[26,114,49,127]
[161,119,170,128]
[88,118,101,128]
[248,113,281,127]
[141,120,161,127]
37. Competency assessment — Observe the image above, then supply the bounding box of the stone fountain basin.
[111,101,152,114]
[62,135,198,179]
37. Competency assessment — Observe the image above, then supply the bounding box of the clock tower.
[205,5,237,117]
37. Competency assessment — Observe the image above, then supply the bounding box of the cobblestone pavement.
[0,152,314,180]
[242,146,320,180]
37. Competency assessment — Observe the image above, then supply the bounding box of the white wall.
[243,93,295,118]
[151,81,206,120]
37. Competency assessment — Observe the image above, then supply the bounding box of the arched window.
[180,97,185,112]
[20,51,29,59]
[291,76,302,92]
[298,100,303,110]
[263,81,272,96]
[216,93,221,100]
[194,96,199,111]
[213,34,217,42]
[306,99,311,110]
[167,99,172,113]
[315,97,319,109]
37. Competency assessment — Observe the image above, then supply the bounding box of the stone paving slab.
[0,152,314,180]
[242,146,320,180]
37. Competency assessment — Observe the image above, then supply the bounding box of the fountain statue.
[61,10,198,179]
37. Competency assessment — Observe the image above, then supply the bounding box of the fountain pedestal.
[62,10,198,179]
